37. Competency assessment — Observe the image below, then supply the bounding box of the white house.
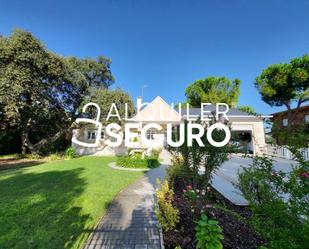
[72,96,269,156]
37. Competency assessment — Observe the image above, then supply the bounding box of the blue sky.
[1,0,309,114]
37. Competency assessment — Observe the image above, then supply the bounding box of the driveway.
[212,155,296,205]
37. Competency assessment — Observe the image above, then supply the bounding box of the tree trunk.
[21,129,36,154]
[21,131,27,155]
[33,128,71,151]
[22,127,71,155]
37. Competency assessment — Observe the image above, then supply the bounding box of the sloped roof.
[133,96,182,122]
[271,105,309,116]
[176,105,265,118]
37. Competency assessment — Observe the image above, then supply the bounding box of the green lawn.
[0,156,144,249]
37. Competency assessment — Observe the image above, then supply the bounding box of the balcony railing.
[266,144,309,161]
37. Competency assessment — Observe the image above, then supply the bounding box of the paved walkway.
[83,164,168,249]
[212,154,295,205]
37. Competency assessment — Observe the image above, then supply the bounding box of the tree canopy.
[238,106,258,116]
[84,88,135,125]
[185,77,241,107]
[255,55,309,113]
[66,56,114,89]
[0,29,114,154]
[255,54,309,146]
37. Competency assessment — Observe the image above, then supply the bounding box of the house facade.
[271,105,309,145]
[72,96,268,156]
[272,105,309,128]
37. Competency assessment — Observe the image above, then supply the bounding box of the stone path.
[83,164,168,249]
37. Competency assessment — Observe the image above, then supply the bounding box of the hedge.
[117,156,160,169]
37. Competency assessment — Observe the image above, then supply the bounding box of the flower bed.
[238,154,309,249]
[156,151,309,249]
[158,174,264,249]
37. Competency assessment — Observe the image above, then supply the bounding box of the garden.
[155,121,309,249]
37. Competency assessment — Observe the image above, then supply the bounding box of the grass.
[0,156,144,249]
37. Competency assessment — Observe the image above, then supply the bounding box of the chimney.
[137,96,142,112]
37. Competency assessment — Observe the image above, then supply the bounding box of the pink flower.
[187,184,193,190]
[300,172,309,179]
[183,189,187,193]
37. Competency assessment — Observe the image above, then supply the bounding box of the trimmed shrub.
[117,156,147,168]
[155,180,180,231]
[147,158,160,168]
[117,156,160,169]
[150,148,161,159]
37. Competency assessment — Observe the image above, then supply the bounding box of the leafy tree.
[238,105,258,116]
[255,55,309,126]
[168,117,231,187]
[0,29,114,154]
[185,77,241,107]
[176,102,190,109]
[83,88,135,125]
[66,56,114,89]
[255,55,309,146]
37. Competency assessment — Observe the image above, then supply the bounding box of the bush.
[129,151,142,159]
[183,187,199,203]
[155,180,180,232]
[168,118,230,188]
[238,155,309,249]
[166,155,196,186]
[65,147,76,159]
[147,158,160,168]
[117,156,145,168]
[117,156,160,169]
[195,214,224,249]
[149,148,161,159]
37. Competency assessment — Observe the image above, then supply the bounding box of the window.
[305,115,309,124]
[87,131,91,139]
[87,131,96,140]
[146,129,155,140]
[282,118,288,127]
